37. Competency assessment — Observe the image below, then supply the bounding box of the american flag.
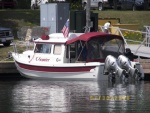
[61,19,69,38]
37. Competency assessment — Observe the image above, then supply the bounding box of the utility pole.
[144,0,148,10]
[85,0,91,33]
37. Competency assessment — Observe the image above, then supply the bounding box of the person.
[104,21,111,33]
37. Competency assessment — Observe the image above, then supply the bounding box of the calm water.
[0,77,150,113]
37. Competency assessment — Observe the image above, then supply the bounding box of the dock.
[126,44,150,74]
[0,61,23,78]
[127,44,150,58]
[139,59,150,74]
[0,61,18,73]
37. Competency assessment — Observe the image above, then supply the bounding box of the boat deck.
[126,44,150,58]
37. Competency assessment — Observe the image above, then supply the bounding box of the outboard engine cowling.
[117,55,141,80]
[104,55,127,81]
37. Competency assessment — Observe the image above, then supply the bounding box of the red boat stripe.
[16,62,96,72]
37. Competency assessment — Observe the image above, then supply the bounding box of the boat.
[11,32,144,80]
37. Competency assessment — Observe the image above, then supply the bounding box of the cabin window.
[53,44,62,55]
[34,44,51,53]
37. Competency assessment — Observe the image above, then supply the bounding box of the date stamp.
[90,95,130,101]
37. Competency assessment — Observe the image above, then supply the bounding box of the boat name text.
[36,57,50,62]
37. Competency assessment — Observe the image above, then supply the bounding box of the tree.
[113,0,118,10]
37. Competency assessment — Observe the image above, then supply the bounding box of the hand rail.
[98,25,150,57]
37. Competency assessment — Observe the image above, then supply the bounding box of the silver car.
[82,0,113,11]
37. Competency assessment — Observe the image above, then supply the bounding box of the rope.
[29,53,35,63]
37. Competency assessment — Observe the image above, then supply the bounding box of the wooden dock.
[0,61,18,73]
[0,61,22,78]
[126,44,150,73]
[139,59,150,74]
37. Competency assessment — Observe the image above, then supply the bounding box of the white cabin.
[25,33,83,64]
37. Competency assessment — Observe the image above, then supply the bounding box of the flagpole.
[85,0,91,33]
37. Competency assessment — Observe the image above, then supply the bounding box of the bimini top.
[66,32,124,45]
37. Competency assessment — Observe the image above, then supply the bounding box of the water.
[0,77,150,113]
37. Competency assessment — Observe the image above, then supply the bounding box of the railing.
[145,26,150,47]
[13,42,18,54]
[16,26,49,52]
[98,25,149,56]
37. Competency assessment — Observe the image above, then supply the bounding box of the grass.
[0,9,150,60]
[0,9,40,38]
[94,10,150,30]
[0,41,33,61]
[0,9,150,37]
[0,45,14,61]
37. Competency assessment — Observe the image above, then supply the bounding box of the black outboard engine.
[104,55,127,81]
[118,55,141,80]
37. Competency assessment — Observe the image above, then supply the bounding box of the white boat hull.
[12,32,144,80]
[13,57,107,80]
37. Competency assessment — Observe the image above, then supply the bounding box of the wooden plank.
[143,69,150,74]
[141,64,150,69]
[138,59,150,73]
[139,59,150,63]
[0,62,16,68]
[0,61,18,74]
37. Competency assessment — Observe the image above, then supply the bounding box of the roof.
[66,32,124,45]
[34,33,83,44]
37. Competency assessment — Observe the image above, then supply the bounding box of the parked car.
[117,0,144,10]
[31,0,48,9]
[0,0,17,9]
[82,0,114,11]
[0,27,14,46]
[31,0,66,9]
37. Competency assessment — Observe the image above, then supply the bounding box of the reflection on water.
[0,79,150,113]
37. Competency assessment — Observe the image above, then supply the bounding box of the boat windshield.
[86,38,125,60]
[76,38,125,62]
[34,43,52,53]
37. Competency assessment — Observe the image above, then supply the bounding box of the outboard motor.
[117,55,141,80]
[104,55,127,81]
